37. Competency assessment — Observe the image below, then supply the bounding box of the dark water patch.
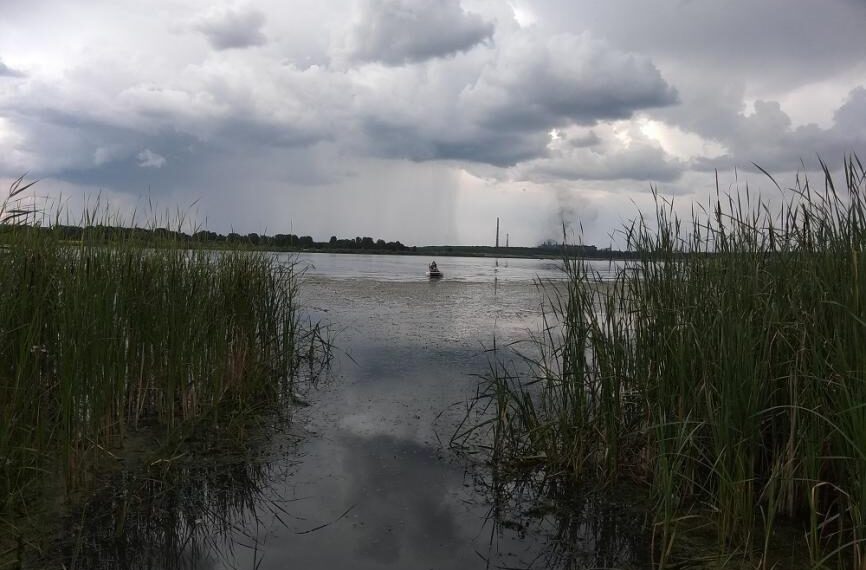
[25,422,304,570]
[475,475,651,569]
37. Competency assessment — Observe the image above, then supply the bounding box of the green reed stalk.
[0,195,317,519]
[478,156,866,567]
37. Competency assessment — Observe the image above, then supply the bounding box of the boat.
[426,261,443,279]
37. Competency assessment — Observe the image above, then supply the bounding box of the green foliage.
[475,156,866,567]
[0,186,323,522]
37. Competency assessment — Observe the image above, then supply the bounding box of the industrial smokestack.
[496,217,500,248]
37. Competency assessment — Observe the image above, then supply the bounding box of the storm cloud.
[347,0,494,65]
[691,87,866,173]
[463,33,678,127]
[524,145,683,184]
[0,0,863,246]
[352,29,678,166]
[193,7,268,50]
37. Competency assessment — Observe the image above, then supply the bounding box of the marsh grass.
[0,182,328,540]
[470,156,866,568]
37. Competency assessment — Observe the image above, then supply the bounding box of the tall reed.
[0,187,320,521]
[477,156,866,567]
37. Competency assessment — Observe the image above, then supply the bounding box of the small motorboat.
[426,261,443,278]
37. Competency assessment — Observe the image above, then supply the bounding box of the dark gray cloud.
[568,130,601,148]
[194,7,267,50]
[1,0,865,247]
[360,116,550,166]
[355,31,678,167]
[691,87,866,174]
[531,149,683,183]
[348,0,494,65]
[1,112,207,193]
[0,58,339,181]
[524,0,866,92]
[0,59,24,78]
[464,33,678,128]
[832,86,866,137]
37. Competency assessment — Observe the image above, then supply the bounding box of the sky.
[1,0,865,247]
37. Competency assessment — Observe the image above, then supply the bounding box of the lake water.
[289,251,624,282]
[50,254,646,569]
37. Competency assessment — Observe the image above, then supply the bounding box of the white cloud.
[507,2,537,27]
[137,149,166,168]
[639,120,726,161]
[517,123,684,183]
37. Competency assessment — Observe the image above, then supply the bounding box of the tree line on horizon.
[0,223,413,251]
[0,222,637,257]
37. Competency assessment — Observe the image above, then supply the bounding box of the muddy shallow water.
[44,254,647,569]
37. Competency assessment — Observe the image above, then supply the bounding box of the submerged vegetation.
[0,178,329,563]
[35,427,299,570]
[469,157,866,567]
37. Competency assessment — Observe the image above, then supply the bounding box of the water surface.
[289,252,623,282]
[54,254,646,569]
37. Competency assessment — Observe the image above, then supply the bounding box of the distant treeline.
[194,230,412,252]
[0,224,412,252]
[417,242,636,260]
[0,224,638,258]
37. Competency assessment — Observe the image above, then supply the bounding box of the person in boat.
[429,261,438,272]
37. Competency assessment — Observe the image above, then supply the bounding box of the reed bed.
[475,157,866,568]
[0,182,322,525]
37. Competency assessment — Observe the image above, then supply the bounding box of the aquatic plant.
[0,182,327,539]
[471,156,866,568]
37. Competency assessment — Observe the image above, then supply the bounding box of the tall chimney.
[506,233,509,248]
[496,217,500,248]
